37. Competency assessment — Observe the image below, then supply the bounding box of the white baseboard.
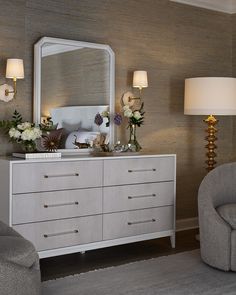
[176,217,199,232]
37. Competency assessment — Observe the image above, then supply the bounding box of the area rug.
[42,250,236,295]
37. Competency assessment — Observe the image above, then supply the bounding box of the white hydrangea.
[17,122,32,130]
[21,127,42,141]
[32,127,42,139]
[123,105,133,118]
[133,111,142,120]
[9,128,21,139]
[123,105,130,111]
[21,129,34,141]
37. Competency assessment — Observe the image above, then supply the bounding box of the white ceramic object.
[121,91,135,107]
[0,84,14,102]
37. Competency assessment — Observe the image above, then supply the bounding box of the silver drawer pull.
[43,229,79,238]
[128,168,156,173]
[44,201,79,208]
[44,173,79,178]
[128,218,156,225]
[128,194,156,199]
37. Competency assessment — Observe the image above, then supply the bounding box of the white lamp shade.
[6,59,24,79]
[184,77,236,115]
[133,71,148,88]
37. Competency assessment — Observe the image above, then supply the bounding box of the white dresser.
[0,154,176,258]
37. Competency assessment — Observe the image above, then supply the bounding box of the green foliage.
[0,120,12,131]
[12,110,23,126]
[0,110,23,133]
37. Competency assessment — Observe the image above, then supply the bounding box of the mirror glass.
[34,37,115,153]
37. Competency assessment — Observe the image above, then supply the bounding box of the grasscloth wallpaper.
[0,0,234,220]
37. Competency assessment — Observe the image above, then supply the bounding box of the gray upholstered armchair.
[0,221,41,294]
[198,162,236,271]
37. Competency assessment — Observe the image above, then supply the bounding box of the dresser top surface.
[0,153,176,164]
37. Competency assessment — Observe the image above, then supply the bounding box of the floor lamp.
[184,77,236,172]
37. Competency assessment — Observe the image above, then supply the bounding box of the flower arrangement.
[93,111,122,152]
[94,104,144,152]
[123,103,145,151]
[94,111,122,127]
[123,103,144,127]
[0,110,42,152]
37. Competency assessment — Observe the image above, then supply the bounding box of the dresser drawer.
[103,182,174,213]
[104,157,175,186]
[12,188,102,224]
[13,215,102,251]
[12,160,102,194]
[103,206,173,240]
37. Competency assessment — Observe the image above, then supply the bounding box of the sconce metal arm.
[128,88,143,102]
[128,96,141,102]
[5,78,17,96]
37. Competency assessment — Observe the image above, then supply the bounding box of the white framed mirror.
[34,37,115,153]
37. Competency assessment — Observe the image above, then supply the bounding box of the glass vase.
[21,141,37,153]
[128,124,142,152]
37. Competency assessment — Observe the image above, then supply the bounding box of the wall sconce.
[121,70,148,106]
[0,58,24,102]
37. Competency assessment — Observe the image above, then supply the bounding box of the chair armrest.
[0,257,41,295]
[0,221,21,237]
[198,189,231,271]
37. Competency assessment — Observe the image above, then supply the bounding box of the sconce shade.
[184,77,236,115]
[6,59,24,79]
[133,71,148,89]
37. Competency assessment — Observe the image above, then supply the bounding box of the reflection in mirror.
[49,105,109,150]
[41,44,110,117]
[34,37,115,152]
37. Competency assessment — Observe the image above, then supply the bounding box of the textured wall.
[232,13,236,180]
[0,0,234,220]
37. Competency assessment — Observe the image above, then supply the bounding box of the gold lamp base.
[204,115,218,172]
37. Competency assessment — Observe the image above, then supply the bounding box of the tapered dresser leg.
[170,234,176,248]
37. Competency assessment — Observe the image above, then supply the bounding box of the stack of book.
[12,152,62,159]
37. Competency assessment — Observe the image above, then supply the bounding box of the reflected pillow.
[65,131,100,149]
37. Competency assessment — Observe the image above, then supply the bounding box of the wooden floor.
[40,229,199,281]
